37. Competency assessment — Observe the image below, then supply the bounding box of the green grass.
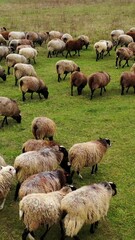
[0,0,135,240]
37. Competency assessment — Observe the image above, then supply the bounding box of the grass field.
[0,0,135,240]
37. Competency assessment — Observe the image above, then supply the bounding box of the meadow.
[0,0,135,239]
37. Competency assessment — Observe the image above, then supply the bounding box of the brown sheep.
[65,39,85,58]
[87,71,110,99]
[126,31,135,42]
[22,139,59,152]
[120,71,135,95]
[70,71,87,96]
[115,47,134,68]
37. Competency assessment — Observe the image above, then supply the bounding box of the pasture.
[0,0,135,240]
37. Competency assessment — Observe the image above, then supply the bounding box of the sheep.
[13,63,37,86]
[16,44,33,53]
[47,38,66,58]
[19,47,38,64]
[19,186,72,240]
[87,71,111,99]
[56,59,80,82]
[61,33,73,43]
[14,146,71,200]
[19,76,49,101]
[77,35,90,49]
[9,39,34,52]
[0,165,16,209]
[0,65,6,81]
[68,138,111,179]
[0,96,21,127]
[120,71,135,95]
[6,53,28,75]
[26,31,49,46]
[0,156,6,166]
[70,71,87,96]
[94,40,113,61]
[126,31,135,41]
[0,33,7,45]
[115,47,134,69]
[8,31,26,41]
[31,116,56,140]
[0,30,9,40]
[128,42,135,56]
[22,139,59,152]
[114,34,133,51]
[48,30,63,40]
[129,27,135,32]
[61,181,117,240]
[0,46,11,61]
[65,38,85,58]
[110,29,124,45]
[18,169,73,200]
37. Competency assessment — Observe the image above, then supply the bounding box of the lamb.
[0,96,21,127]
[70,71,87,96]
[18,169,73,200]
[19,76,49,101]
[19,47,38,64]
[0,46,11,61]
[0,156,6,166]
[47,38,66,58]
[0,165,16,209]
[13,63,37,86]
[68,138,111,179]
[114,34,133,51]
[94,40,113,61]
[65,38,85,58]
[110,29,124,45]
[22,139,59,152]
[56,59,80,82]
[0,65,6,81]
[6,53,27,75]
[77,35,90,49]
[31,116,56,140]
[19,186,72,240]
[48,30,63,40]
[61,181,117,240]
[14,146,71,200]
[87,71,111,99]
[120,71,135,95]
[115,47,134,69]
[8,31,26,41]
[0,33,7,45]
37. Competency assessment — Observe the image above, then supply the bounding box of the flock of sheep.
[0,26,135,240]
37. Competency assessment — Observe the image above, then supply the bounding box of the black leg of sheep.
[90,221,99,233]
[22,228,35,240]
[40,224,51,240]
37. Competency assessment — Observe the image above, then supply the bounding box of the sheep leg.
[77,171,83,179]
[31,92,34,99]
[1,116,8,127]
[14,182,21,201]
[115,56,119,68]
[100,87,103,96]
[90,89,95,99]
[90,221,99,233]
[47,51,52,58]
[126,87,130,93]
[73,236,80,240]
[122,60,129,68]
[38,93,42,99]
[40,225,51,240]
[63,73,68,80]
[58,74,62,82]
[77,86,83,95]
[0,198,6,210]
[15,77,18,86]
[22,228,35,240]
[22,92,26,101]
[121,86,124,95]
[7,66,10,75]
[91,164,98,174]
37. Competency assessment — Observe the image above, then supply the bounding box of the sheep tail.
[63,214,84,237]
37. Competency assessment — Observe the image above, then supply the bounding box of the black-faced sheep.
[94,40,113,61]
[13,63,37,86]
[31,116,56,140]
[115,47,134,69]
[65,39,85,58]
[47,38,66,58]
[110,29,124,45]
[56,59,80,82]
[120,71,135,95]
[87,71,111,99]
[6,53,28,75]
[22,139,59,152]
[19,186,72,240]
[69,138,111,179]
[18,169,73,200]
[19,76,49,101]
[61,181,117,240]
[0,65,6,81]
[0,96,21,127]
[70,71,87,96]
[77,35,90,49]
[0,165,16,209]
[26,31,48,46]
[114,34,133,51]
[19,47,38,64]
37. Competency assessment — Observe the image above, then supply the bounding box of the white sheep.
[22,139,59,152]
[47,38,66,58]
[110,29,124,45]
[115,47,134,69]
[48,30,63,40]
[61,181,117,239]
[69,138,111,179]
[0,165,16,209]
[8,31,26,41]
[19,186,72,240]
[13,63,37,86]
[114,34,133,51]
[19,47,38,64]
[0,46,11,61]
[0,96,21,127]
[94,40,113,61]
[16,44,33,53]
[6,53,27,75]
[61,33,73,43]
[56,59,80,82]
[31,116,56,140]
[19,76,49,101]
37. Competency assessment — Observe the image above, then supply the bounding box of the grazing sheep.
[8,31,26,41]
[18,169,73,200]
[87,71,111,99]
[0,65,6,81]
[110,29,124,45]
[56,59,80,82]
[6,53,27,75]
[61,181,117,239]
[48,30,63,40]
[0,156,6,166]
[0,46,11,61]
[0,96,21,127]
[77,35,90,49]
[70,71,87,96]
[22,139,59,152]
[14,146,71,200]
[19,186,72,240]
[94,40,113,61]
[26,31,49,46]
[65,38,85,58]
[31,116,56,140]
[19,76,49,101]
[114,34,133,51]
[129,27,135,32]
[19,47,38,64]
[120,71,135,95]
[0,165,16,209]
[0,34,7,45]
[16,44,32,53]
[61,33,73,43]
[69,138,111,179]
[9,39,34,52]
[47,38,66,58]
[126,31,135,41]
[13,63,37,86]
[115,47,134,69]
